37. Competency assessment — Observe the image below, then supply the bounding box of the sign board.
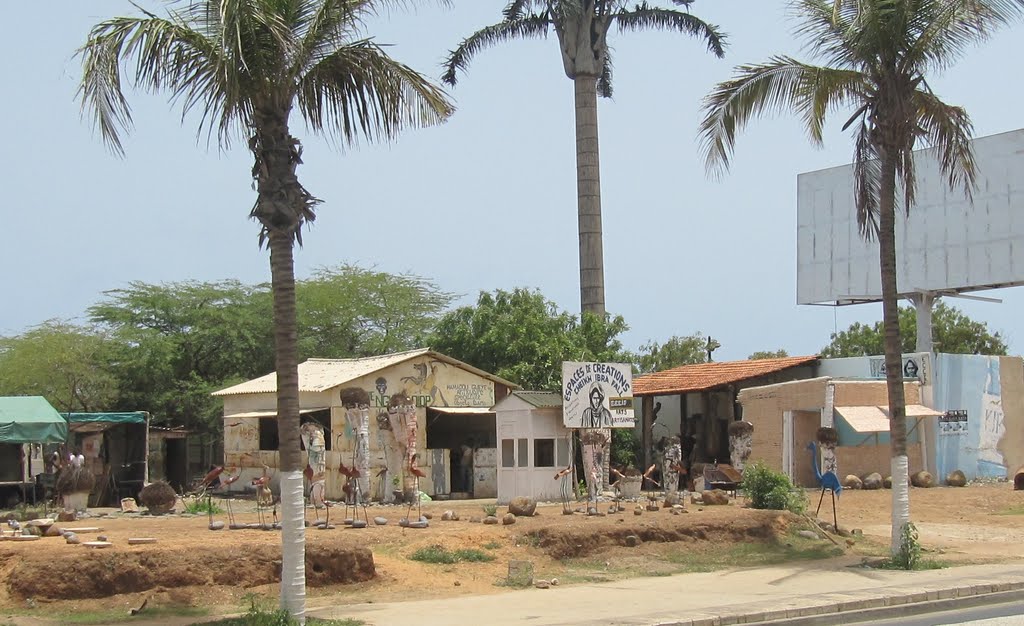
[561,362,634,428]
[796,128,1024,305]
[867,354,930,385]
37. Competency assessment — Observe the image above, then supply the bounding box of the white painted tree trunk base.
[890,455,910,554]
[279,470,306,624]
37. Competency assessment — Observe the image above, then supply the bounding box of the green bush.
[741,461,805,514]
[409,545,495,564]
[893,521,921,570]
[183,497,223,515]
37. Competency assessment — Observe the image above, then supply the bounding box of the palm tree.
[699,0,1023,555]
[443,0,725,316]
[78,0,452,618]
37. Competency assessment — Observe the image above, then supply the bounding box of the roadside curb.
[657,577,1024,626]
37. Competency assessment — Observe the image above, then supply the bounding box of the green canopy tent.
[0,396,68,444]
[0,396,67,503]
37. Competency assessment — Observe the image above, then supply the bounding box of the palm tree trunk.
[252,105,309,622]
[878,148,910,555]
[268,229,307,621]
[574,74,606,317]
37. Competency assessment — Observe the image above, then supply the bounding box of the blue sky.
[2,1,1022,361]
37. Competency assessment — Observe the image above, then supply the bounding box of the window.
[501,439,515,468]
[534,439,555,468]
[300,411,332,451]
[517,438,528,467]
[259,418,279,451]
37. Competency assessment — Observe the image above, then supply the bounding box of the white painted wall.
[495,398,573,504]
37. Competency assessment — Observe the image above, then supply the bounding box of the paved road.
[865,599,1024,626]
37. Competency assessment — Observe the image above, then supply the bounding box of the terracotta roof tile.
[633,356,819,396]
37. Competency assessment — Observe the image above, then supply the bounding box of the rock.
[633,505,643,516]
[608,505,617,515]
[482,516,499,525]
[65,533,80,545]
[57,511,76,522]
[946,469,967,487]
[502,513,516,525]
[883,476,893,489]
[550,578,559,586]
[469,516,482,523]
[407,520,428,529]
[842,474,863,489]
[862,473,884,490]
[534,580,550,589]
[44,525,63,538]
[702,490,730,505]
[672,504,685,511]
[441,510,457,521]
[797,530,819,540]
[509,496,537,517]
[350,520,367,529]
[374,517,388,525]
[911,471,935,488]
[690,493,703,505]
[453,580,461,586]
[24,526,42,537]
[97,535,108,542]
[422,513,433,520]
[624,535,640,547]
[587,507,599,516]
[646,503,659,512]
[561,508,573,516]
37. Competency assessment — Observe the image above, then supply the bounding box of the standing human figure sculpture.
[300,421,327,509]
[340,388,372,503]
[662,436,683,505]
[580,429,608,514]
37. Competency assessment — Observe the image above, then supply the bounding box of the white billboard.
[562,362,635,429]
[797,128,1024,305]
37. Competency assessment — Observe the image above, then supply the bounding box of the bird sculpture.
[807,441,842,529]
[405,454,427,524]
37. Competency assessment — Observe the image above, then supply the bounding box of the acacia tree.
[699,0,1023,554]
[821,302,1008,357]
[443,0,724,316]
[78,1,452,618]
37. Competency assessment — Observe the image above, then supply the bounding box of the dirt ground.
[1,483,1022,622]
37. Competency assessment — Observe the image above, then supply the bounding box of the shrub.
[741,461,805,514]
[482,504,497,517]
[183,496,223,515]
[410,545,495,564]
[893,521,921,570]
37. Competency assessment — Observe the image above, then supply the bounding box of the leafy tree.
[749,349,789,360]
[0,321,119,412]
[89,280,275,433]
[700,0,1024,555]
[430,288,629,391]
[633,334,708,374]
[821,302,1008,357]
[443,0,725,316]
[78,0,453,617]
[297,265,455,359]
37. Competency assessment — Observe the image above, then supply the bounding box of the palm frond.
[852,120,880,239]
[699,56,859,174]
[77,14,228,154]
[903,0,1024,73]
[299,38,454,144]
[442,13,551,85]
[914,88,977,199]
[612,3,725,58]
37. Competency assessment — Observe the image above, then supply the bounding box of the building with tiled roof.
[632,356,820,474]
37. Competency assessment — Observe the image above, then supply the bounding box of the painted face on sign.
[589,386,603,410]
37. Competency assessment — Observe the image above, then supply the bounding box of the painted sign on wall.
[934,354,1005,480]
[562,362,634,429]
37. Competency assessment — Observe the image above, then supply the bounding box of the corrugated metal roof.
[427,407,495,415]
[633,356,819,396]
[512,391,563,409]
[835,404,941,433]
[212,348,519,396]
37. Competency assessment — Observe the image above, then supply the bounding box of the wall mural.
[340,387,371,503]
